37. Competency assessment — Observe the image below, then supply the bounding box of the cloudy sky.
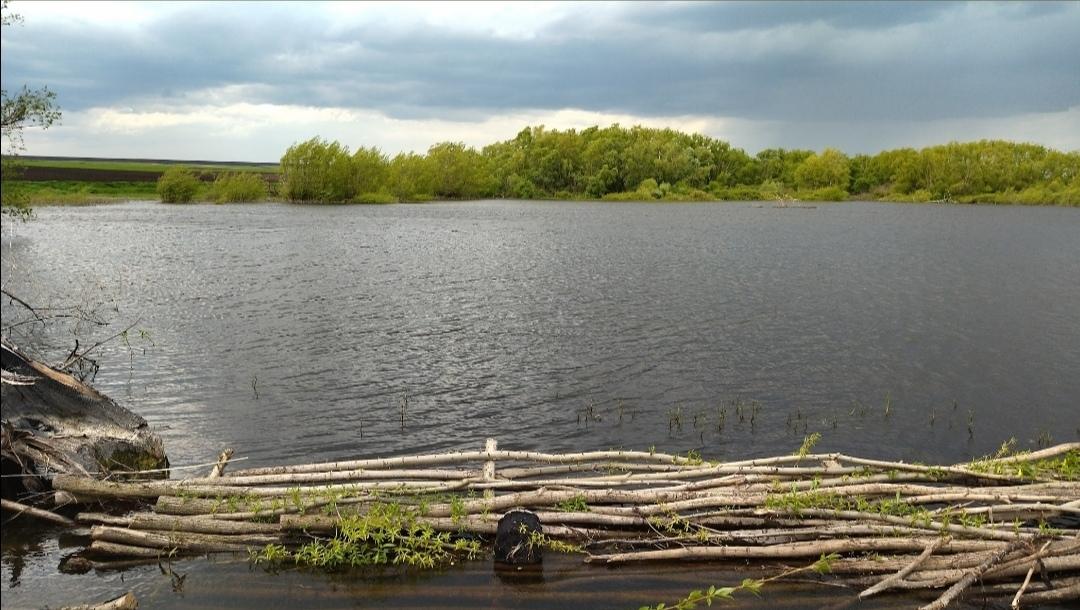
[3,1,1078,161]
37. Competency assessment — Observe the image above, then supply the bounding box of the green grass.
[11,181,160,205]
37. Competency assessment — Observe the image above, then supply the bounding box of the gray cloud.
[2,1,1078,147]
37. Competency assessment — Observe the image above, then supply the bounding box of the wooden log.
[757,508,1036,541]
[1,497,76,526]
[587,537,1003,564]
[227,447,706,477]
[88,540,176,558]
[857,555,1080,589]
[129,513,282,535]
[59,591,137,610]
[1015,581,1080,605]
[920,539,1033,610]
[54,474,459,500]
[76,512,134,527]
[90,525,280,553]
[809,550,998,575]
[1011,541,1052,609]
[859,536,948,599]
[181,467,480,487]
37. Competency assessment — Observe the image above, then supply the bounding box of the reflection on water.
[2,200,1079,607]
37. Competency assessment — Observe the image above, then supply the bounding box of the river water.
[2,200,1078,608]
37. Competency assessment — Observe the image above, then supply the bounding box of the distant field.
[4,157,280,204]
[19,156,279,174]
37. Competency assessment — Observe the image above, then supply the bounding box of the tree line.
[278,125,1079,205]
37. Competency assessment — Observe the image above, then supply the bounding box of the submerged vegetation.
[275,125,1080,205]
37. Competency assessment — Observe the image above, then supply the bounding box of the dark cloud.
[2,1,1078,125]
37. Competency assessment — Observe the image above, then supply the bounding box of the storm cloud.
[2,1,1077,159]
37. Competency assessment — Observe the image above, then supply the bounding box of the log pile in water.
[55,439,1079,608]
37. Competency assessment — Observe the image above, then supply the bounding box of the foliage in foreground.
[251,501,482,569]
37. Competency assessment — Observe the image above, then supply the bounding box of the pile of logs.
[39,440,1080,608]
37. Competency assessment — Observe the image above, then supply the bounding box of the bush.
[157,167,201,203]
[711,186,763,201]
[601,191,646,201]
[209,172,267,203]
[352,191,397,204]
[397,192,435,203]
[798,186,849,201]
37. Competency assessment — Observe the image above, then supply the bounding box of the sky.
[2,0,1078,161]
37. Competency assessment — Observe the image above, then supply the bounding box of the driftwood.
[59,591,137,610]
[44,439,1080,608]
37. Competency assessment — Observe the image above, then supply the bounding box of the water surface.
[2,200,1078,607]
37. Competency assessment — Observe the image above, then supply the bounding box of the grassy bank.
[9,180,160,205]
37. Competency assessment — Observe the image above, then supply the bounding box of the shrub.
[601,191,646,201]
[711,186,764,201]
[799,186,849,201]
[352,191,397,204]
[157,167,201,203]
[209,172,267,203]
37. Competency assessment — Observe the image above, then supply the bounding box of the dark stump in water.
[494,510,542,565]
[1,339,168,499]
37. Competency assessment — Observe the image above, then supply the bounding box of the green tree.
[279,137,355,202]
[351,146,390,197]
[794,148,851,191]
[388,152,435,201]
[427,142,488,199]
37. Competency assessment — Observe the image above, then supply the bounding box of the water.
[2,200,1078,607]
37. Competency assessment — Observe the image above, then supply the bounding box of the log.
[129,513,282,535]
[90,524,280,552]
[587,537,1002,564]
[88,540,176,558]
[1016,582,1080,605]
[1011,541,1052,609]
[59,591,137,610]
[859,536,948,599]
[1,497,76,526]
[919,539,1030,610]
[227,447,706,477]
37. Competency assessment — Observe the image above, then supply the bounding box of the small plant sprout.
[795,432,822,461]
